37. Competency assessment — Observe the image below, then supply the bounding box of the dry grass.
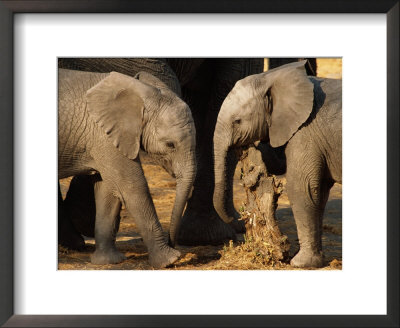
[264,58,342,79]
[317,58,342,79]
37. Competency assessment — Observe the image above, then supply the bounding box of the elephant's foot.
[290,249,324,268]
[58,218,85,251]
[91,248,127,265]
[148,245,181,269]
[178,210,238,246]
[229,218,246,234]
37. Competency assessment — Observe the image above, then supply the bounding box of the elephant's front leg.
[178,146,240,245]
[96,155,181,269]
[121,171,181,268]
[177,97,239,245]
[90,179,125,265]
[286,152,332,268]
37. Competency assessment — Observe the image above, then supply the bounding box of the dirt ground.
[58,58,342,270]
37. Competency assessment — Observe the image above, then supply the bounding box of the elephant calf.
[58,69,196,268]
[213,61,342,268]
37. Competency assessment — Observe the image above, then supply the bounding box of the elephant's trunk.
[213,121,237,224]
[168,153,196,247]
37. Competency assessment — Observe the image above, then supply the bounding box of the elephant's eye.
[234,119,241,125]
[166,142,175,149]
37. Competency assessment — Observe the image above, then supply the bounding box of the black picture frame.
[0,1,398,327]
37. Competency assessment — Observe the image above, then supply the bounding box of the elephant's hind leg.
[58,184,85,250]
[63,174,100,238]
[90,179,125,265]
[286,151,332,268]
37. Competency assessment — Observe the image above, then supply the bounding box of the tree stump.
[236,145,290,263]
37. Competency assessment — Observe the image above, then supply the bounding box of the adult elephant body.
[213,61,342,268]
[58,69,196,268]
[58,58,183,96]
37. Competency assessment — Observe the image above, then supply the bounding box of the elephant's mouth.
[145,153,175,177]
[235,128,267,149]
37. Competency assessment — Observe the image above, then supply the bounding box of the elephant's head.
[86,71,196,246]
[213,61,314,223]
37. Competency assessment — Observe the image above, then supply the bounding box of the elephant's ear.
[261,60,314,147]
[86,71,145,160]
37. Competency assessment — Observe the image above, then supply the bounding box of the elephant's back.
[58,69,109,130]
[58,69,109,178]
[58,69,109,122]
[309,77,341,108]
[58,58,182,96]
[308,77,342,183]
[59,69,109,98]
[311,77,342,128]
